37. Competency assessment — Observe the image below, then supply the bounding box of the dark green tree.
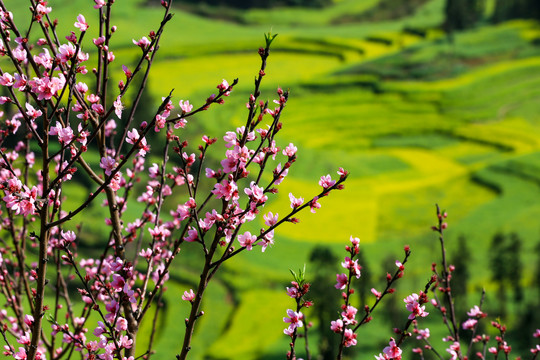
[535,241,540,299]
[507,233,523,303]
[489,232,508,317]
[444,0,484,34]
[492,0,540,22]
[355,249,372,308]
[177,0,330,9]
[380,256,401,326]
[309,246,340,360]
[450,235,470,313]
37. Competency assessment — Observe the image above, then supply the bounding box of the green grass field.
[5,0,540,358]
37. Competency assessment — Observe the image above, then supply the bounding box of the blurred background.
[8,0,540,358]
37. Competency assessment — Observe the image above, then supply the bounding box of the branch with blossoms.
[408,206,540,360]
[282,235,435,360]
[0,1,350,360]
[283,266,312,360]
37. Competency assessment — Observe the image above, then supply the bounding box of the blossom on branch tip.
[179,99,193,114]
[182,289,195,302]
[133,36,151,49]
[371,288,382,299]
[319,174,336,189]
[217,79,230,96]
[283,143,297,157]
[467,305,485,318]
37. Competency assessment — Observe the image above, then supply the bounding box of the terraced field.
[8,0,540,358]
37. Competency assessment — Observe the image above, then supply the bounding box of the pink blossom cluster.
[329,236,362,349]
[375,338,402,360]
[403,292,429,320]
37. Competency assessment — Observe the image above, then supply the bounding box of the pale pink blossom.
[94,0,105,8]
[447,342,460,360]
[467,305,484,318]
[57,43,76,63]
[341,256,361,278]
[330,319,343,333]
[217,79,230,95]
[36,3,51,15]
[114,96,123,119]
[462,318,478,330]
[182,289,195,301]
[238,231,257,251]
[0,72,13,86]
[14,347,27,360]
[263,212,278,227]
[133,36,151,49]
[341,305,357,325]
[223,131,237,148]
[383,338,402,359]
[319,174,336,189]
[260,230,274,252]
[212,180,238,201]
[49,122,74,144]
[13,73,27,90]
[24,314,34,326]
[33,48,53,69]
[283,309,303,330]
[244,181,267,205]
[404,293,428,320]
[74,14,88,31]
[12,46,26,62]
[25,103,42,120]
[310,196,321,213]
[116,317,128,331]
[17,332,30,345]
[184,228,198,242]
[289,193,303,209]
[343,329,357,347]
[179,99,193,113]
[99,156,116,176]
[274,163,288,185]
[75,82,88,94]
[371,288,382,299]
[283,143,297,157]
[335,273,348,290]
[416,328,430,340]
